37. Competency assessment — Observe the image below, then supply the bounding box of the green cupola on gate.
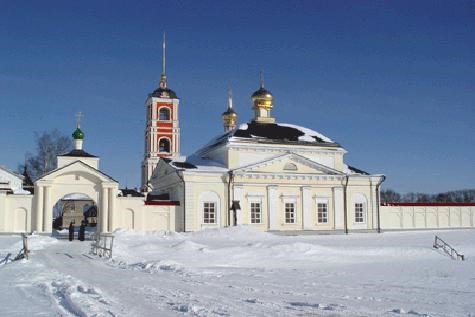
[72,127,84,140]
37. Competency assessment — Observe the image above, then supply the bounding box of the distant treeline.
[381,189,475,203]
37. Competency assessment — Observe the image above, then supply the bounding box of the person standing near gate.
[79,221,86,241]
[68,222,74,241]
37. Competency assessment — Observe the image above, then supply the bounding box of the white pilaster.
[267,186,278,230]
[371,182,378,229]
[101,187,109,232]
[333,187,344,230]
[35,185,44,232]
[108,187,115,232]
[302,186,312,230]
[43,186,52,232]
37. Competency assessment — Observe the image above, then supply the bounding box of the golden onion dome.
[251,86,273,110]
[222,107,237,117]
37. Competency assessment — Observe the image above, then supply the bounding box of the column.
[267,186,278,230]
[101,187,109,233]
[302,187,312,230]
[108,187,115,232]
[43,186,52,232]
[35,185,44,232]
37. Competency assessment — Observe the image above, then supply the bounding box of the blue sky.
[0,1,473,193]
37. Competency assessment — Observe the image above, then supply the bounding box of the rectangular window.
[203,202,216,224]
[285,202,295,224]
[317,202,328,223]
[355,203,364,223]
[250,202,261,224]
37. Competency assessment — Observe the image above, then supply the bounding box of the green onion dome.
[72,127,84,140]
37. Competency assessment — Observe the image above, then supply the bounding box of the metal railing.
[433,235,464,261]
[90,233,114,258]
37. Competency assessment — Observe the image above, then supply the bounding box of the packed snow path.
[1,228,474,316]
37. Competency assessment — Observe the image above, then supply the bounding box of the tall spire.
[259,70,264,88]
[160,32,167,88]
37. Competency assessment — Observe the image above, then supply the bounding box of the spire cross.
[228,88,233,109]
[162,32,166,76]
[259,70,264,88]
[75,112,83,128]
[160,32,167,88]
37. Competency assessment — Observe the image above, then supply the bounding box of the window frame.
[250,201,262,224]
[317,201,328,224]
[203,201,216,224]
[284,202,296,224]
[354,202,364,223]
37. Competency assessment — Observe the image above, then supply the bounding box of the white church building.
[1,39,474,234]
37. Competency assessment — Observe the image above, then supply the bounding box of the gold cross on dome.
[75,112,83,128]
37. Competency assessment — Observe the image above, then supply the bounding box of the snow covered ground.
[0,227,474,317]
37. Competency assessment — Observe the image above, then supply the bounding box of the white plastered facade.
[152,137,385,232]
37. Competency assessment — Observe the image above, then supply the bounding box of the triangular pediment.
[233,153,343,175]
[36,160,117,184]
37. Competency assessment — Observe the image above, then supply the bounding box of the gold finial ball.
[251,87,273,109]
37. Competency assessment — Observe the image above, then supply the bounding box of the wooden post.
[22,233,29,260]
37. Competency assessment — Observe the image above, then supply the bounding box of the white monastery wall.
[380,205,475,230]
[0,192,34,232]
[114,198,177,231]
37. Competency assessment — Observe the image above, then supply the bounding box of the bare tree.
[20,130,72,181]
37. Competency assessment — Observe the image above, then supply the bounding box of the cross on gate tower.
[75,111,83,128]
[141,33,181,191]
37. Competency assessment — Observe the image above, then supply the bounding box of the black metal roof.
[233,121,337,145]
[348,165,370,175]
[119,188,145,197]
[59,149,97,158]
[150,87,178,99]
[172,161,197,169]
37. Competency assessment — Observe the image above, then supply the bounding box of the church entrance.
[52,192,98,240]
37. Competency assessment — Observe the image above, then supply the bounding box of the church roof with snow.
[197,121,340,155]
[162,156,228,172]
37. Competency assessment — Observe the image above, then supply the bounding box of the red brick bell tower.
[141,34,180,190]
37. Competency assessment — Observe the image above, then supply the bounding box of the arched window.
[159,107,170,121]
[199,191,221,226]
[159,138,170,153]
[352,193,367,224]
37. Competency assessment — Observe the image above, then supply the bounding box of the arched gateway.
[34,123,119,233]
[35,161,118,233]
[26,120,179,234]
